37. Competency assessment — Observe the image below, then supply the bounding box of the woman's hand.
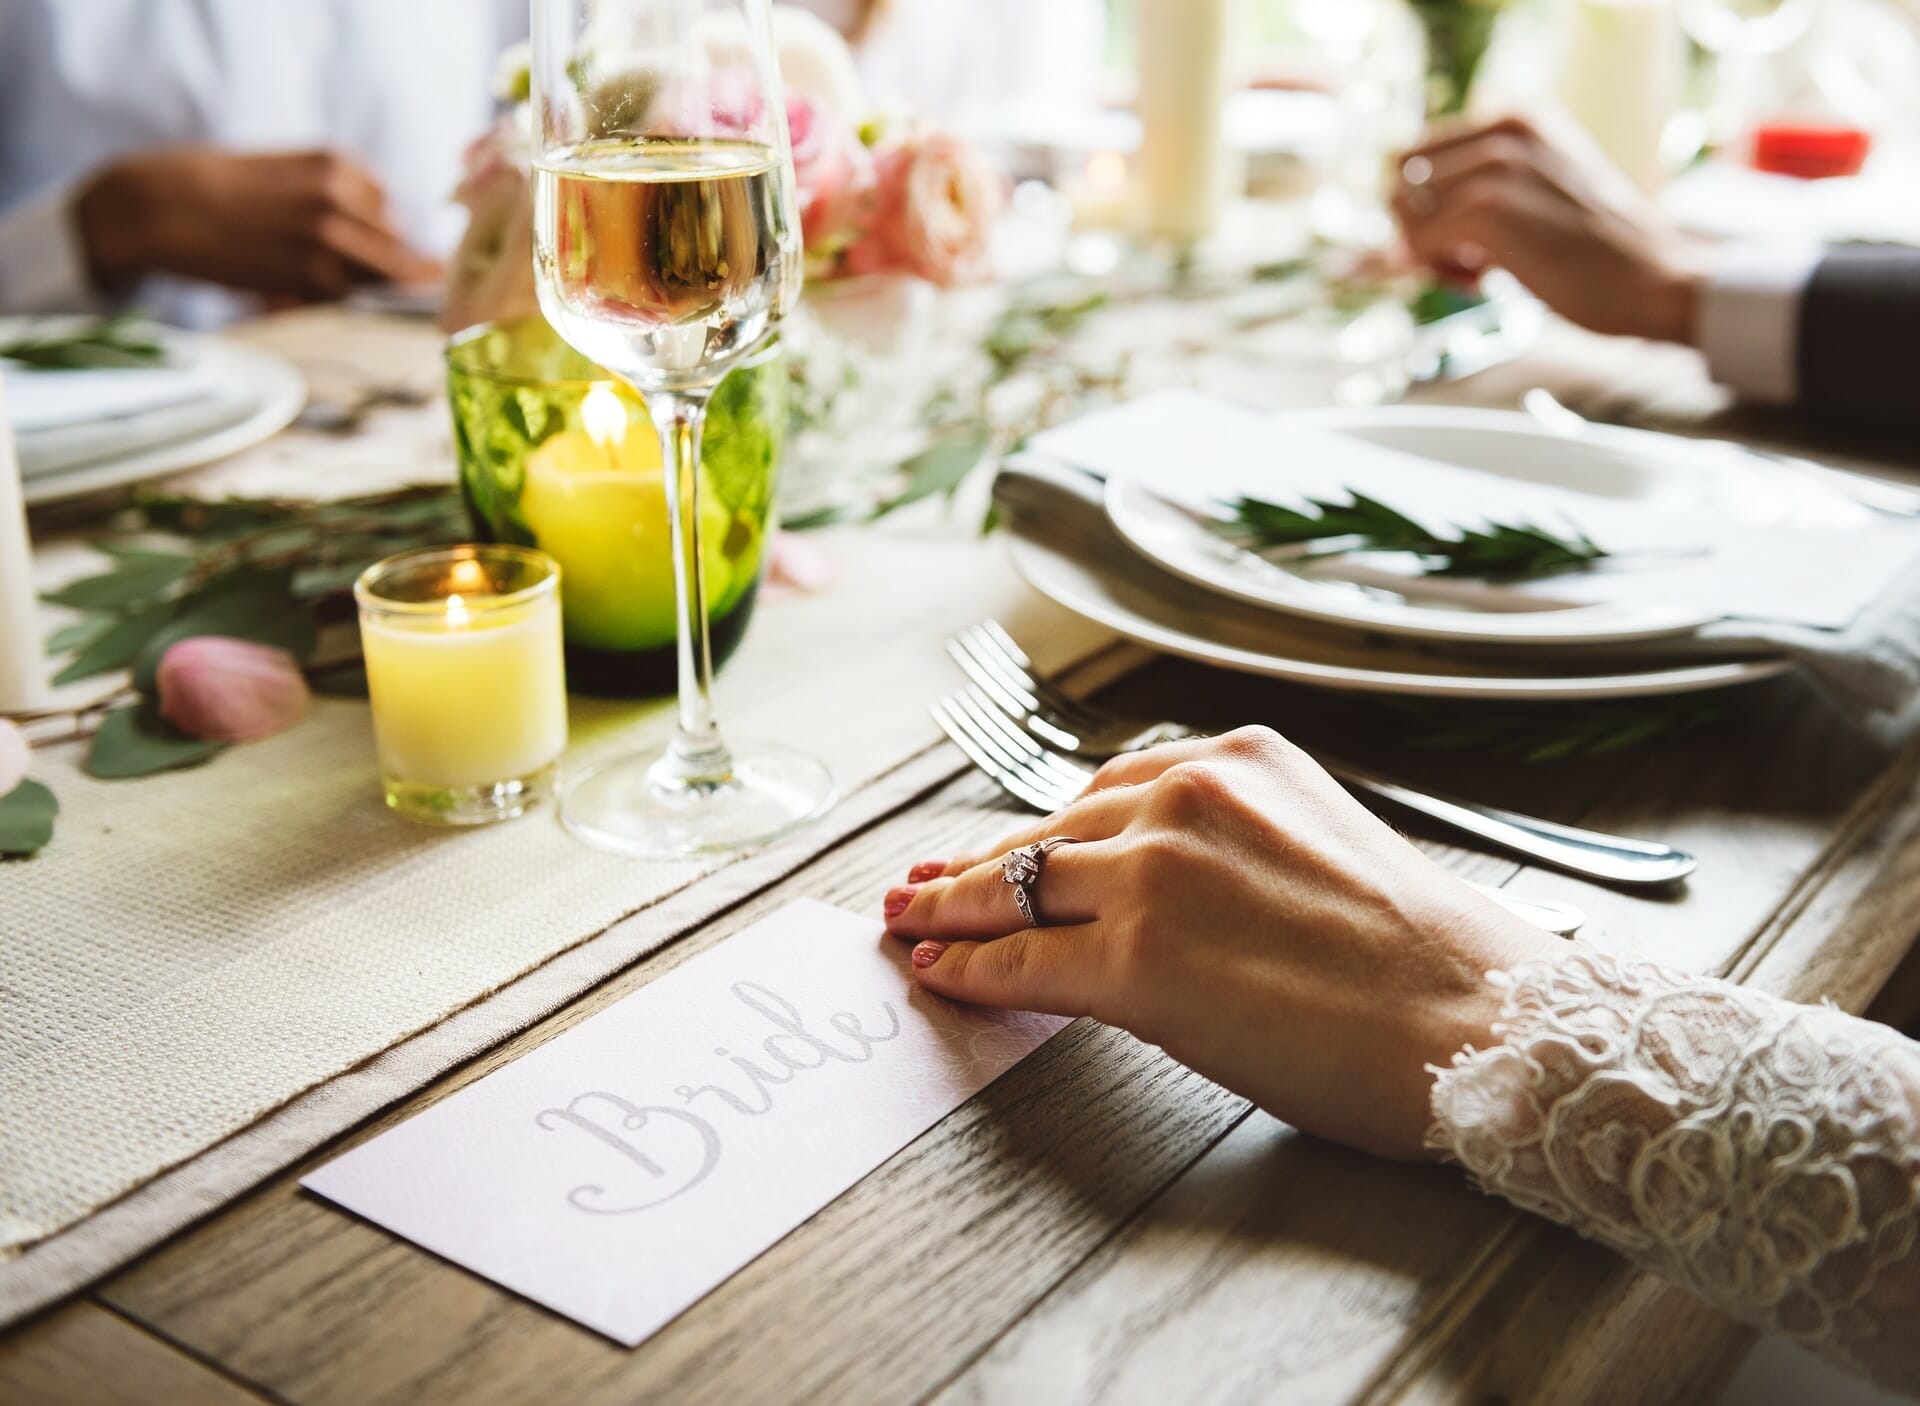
[1391,115,1709,346]
[75,147,442,303]
[882,728,1560,1161]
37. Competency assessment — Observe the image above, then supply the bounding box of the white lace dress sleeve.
[1428,949,1920,1395]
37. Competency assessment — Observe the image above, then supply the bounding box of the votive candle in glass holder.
[355,545,567,826]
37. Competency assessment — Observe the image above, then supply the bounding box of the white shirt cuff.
[0,183,98,315]
[1696,243,1822,406]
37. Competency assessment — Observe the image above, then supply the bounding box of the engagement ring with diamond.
[1001,836,1080,927]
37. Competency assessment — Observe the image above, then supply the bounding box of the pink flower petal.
[762,532,842,601]
[155,637,311,744]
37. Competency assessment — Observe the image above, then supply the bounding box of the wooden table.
[6,307,1920,1406]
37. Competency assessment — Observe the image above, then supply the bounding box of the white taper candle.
[0,370,46,712]
[1136,0,1237,249]
[1559,0,1688,192]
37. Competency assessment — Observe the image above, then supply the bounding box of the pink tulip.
[155,637,311,744]
[0,718,27,799]
[842,131,1003,287]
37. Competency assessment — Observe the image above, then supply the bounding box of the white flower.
[492,40,532,105]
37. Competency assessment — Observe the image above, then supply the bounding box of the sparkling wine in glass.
[532,0,831,857]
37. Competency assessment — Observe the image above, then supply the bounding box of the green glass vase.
[446,316,785,698]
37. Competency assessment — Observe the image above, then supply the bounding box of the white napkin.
[1027,390,1920,633]
[14,386,261,479]
[2,366,212,432]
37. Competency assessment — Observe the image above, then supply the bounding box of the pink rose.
[841,131,1003,287]
[440,117,539,334]
[0,718,27,799]
[155,638,311,744]
[788,94,874,254]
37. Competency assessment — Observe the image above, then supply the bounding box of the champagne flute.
[531,0,832,857]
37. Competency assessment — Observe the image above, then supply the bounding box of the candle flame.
[447,558,489,593]
[581,384,628,452]
[446,592,469,627]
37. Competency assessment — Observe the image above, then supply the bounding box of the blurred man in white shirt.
[0,0,526,323]
[0,0,1102,325]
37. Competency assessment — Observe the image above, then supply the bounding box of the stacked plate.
[2,320,307,507]
[1004,390,1920,701]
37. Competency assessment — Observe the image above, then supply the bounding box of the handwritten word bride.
[535,982,903,1214]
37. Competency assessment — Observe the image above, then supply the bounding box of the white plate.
[19,336,306,507]
[1101,405,1878,647]
[1009,527,1790,702]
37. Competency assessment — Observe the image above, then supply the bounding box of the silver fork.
[932,685,1587,938]
[946,621,1696,890]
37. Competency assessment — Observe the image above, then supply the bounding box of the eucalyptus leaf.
[95,543,196,565]
[0,314,165,370]
[47,615,113,654]
[86,706,225,780]
[1223,490,1607,584]
[51,604,172,685]
[781,504,853,532]
[235,524,320,559]
[0,780,58,857]
[130,569,316,695]
[133,494,291,539]
[872,434,990,520]
[40,553,193,610]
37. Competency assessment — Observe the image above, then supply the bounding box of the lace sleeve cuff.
[1428,949,1920,1393]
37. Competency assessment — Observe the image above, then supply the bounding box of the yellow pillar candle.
[518,383,734,651]
[355,545,568,826]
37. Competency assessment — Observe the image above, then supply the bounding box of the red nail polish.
[912,941,948,969]
[907,860,945,883]
[884,885,919,918]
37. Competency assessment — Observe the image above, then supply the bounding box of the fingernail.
[912,941,949,969]
[907,860,946,883]
[884,885,920,918]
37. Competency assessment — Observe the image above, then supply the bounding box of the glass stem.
[649,386,732,791]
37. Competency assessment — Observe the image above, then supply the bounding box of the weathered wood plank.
[0,1300,266,1406]
[97,770,1250,1406]
[1386,1239,1756,1406]
[931,684,1913,1406]
[1372,714,1920,1406]
[931,1112,1521,1406]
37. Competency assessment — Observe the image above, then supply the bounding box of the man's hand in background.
[76,147,441,303]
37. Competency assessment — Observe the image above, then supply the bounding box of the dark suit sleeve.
[1797,245,1920,429]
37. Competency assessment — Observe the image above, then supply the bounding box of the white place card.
[303,900,1069,1346]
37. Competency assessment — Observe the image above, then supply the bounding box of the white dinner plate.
[1100,405,1880,648]
[18,335,306,507]
[1008,525,1790,702]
